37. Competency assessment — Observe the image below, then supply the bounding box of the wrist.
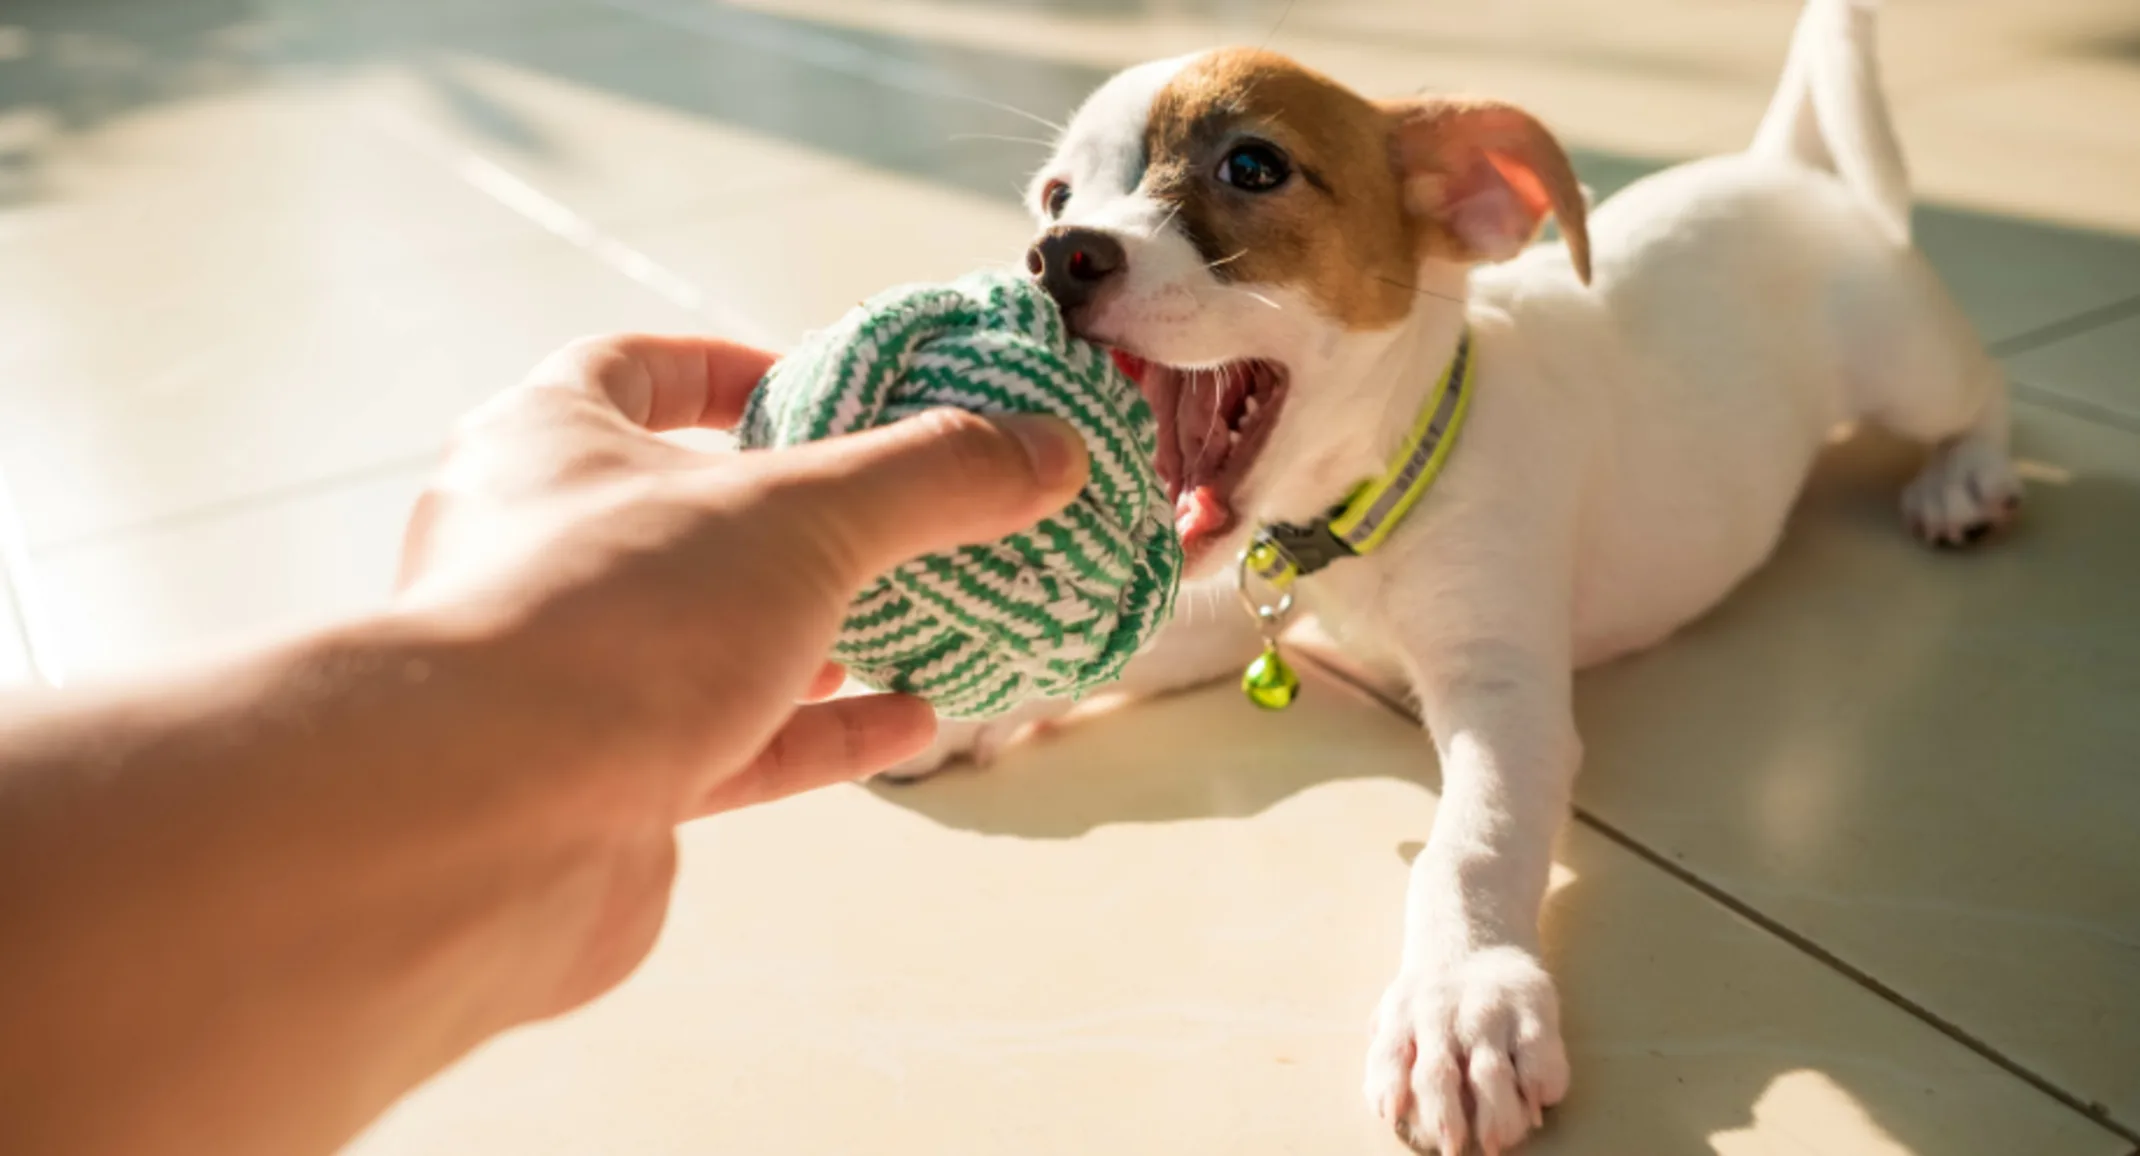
[352,598,701,833]
[0,621,500,1153]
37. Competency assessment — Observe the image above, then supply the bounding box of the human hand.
[0,333,1089,1156]
[401,333,1086,809]
[393,333,1086,1017]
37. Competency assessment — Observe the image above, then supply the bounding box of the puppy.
[894,0,2018,1149]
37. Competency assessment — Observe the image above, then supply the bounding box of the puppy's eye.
[1042,180,1071,218]
[1217,143,1290,192]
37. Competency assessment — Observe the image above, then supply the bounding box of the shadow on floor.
[0,0,268,205]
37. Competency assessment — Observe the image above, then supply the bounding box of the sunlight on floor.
[1712,1070,1912,1156]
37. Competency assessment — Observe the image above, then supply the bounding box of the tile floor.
[2,0,2136,1152]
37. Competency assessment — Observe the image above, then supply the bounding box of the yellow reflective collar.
[1244,330,1476,589]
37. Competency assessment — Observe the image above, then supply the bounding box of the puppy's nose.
[1026,226,1126,315]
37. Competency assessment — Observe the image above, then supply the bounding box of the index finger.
[691,694,936,819]
[529,334,779,432]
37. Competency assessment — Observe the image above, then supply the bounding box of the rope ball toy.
[739,270,1183,719]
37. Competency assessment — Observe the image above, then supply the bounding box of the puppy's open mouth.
[1111,351,1290,565]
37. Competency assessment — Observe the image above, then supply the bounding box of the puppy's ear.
[1379,97,1591,285]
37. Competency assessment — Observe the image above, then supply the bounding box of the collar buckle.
[1228,328,1477,712]
[1251,519,1355,584]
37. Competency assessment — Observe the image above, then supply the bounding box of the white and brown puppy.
[896,0,2018,1150]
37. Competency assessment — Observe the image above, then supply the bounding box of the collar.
[1242,329,1476,590]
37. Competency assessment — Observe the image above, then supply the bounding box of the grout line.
[0,466,66,688]
[594,0,1000,108]
[589,0,1063,184]
[1302,654,2140,1145]
[1573,810,2139,1144]
[2012,380,2140,439]
[354,107,778,349]
[1989,294,2140,359]
[31,450,447,559]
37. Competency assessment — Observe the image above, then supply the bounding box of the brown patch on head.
[1144,48,1420,330]
[1140,50,1591,330]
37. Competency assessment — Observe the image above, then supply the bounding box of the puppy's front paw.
[1364,947,1569,1155]
[874,715,1031,784]
[1903,433,2020,547]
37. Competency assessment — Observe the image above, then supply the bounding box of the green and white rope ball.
[739,269,1183,719]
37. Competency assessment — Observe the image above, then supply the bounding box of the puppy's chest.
[1294,563,1412,681]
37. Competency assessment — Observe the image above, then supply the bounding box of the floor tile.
[347,670,2120,1156]
[2006,310,2140,429]
[29,465,428,679]
[0,473,53,692]
[348,46,1064,234]
[0,83,548,332]
[2,225,708,551]
[1916,207,2140,347]
[1564,401,2140,1128]
[0,602,31,691]
[346,54,860,231]
[0,67,721,549]
[622,149,1036,347]
[386,0,1099,207]
[255,0,599,53]
[1897,57,2140,239]
[20,431,750,684]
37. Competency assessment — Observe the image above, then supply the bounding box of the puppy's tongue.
[1175,485,1233,550]
[1110,349,1239,559]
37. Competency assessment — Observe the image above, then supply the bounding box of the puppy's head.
[1026,48,1588,573]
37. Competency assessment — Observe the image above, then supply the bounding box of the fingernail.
[993,414,1086,490]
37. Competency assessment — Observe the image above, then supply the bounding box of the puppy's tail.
[1750,0,1911,245]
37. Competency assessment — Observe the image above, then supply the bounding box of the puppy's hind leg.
[1900,384,2019,548]
[1847,255,2022,547]
[1777,0,2017,545]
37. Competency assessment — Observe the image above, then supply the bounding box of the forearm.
[1405,645,1579,957]
[0,615,610,1156]
[1407,734,1573,955]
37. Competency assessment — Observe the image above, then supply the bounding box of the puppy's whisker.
[1259,0,1301,49]
[1372,274,1467,307]
[1206,248,1250,271]
[950,132,1056,148]
[947,92,1065,135]
[1151,199,1186,239]
[1228,2,1299,118]
[1223,285,1284,311]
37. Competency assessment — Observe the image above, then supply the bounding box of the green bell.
[1241,643,1300,711]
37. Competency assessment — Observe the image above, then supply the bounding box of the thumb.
[754,408,1089,583]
